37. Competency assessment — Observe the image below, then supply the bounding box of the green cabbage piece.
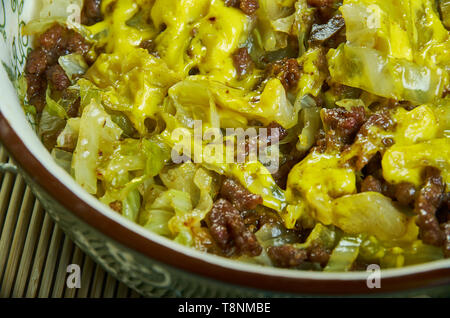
[328,0,450,104]
[38,106,66,150]
[58,54,89,81]
[46,87,68,119]
[97,137,171,220]
[85,48,182,134]
[294,223,339,251]
[168,76,299,129]
[141,164,217,247]
[256,0,296,52]
[56,118,80,151]
[328,44,446,104]
[51,148,73,173]
[295,95,321,152]
[16,75,37,128]
[359,236,444,268]
[324,235,363,272]
[72,99,123,194]
[122,188,142,222]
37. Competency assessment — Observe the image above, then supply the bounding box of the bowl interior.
[0,0,449,294]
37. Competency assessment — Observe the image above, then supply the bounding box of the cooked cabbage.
[21,0,449,271]
[329,0,450,104]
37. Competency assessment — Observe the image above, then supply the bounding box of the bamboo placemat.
[0,145,141,298]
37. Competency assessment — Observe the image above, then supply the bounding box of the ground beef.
[140,39,159,57]
[265,121,289,145]
[394,182,416,207]
[66,32,91,56]
[109,201,123,213]
[67,97,81,118]
[441,221,450,258]
[220,178,263,212]
[359,152,415,206]
[46,64,71,91]
[267,245,308,268]
[307,244,330,267]
[243,209,282,233]
[268,242,331,268]
[359,112,395,134]
[414,167,446,246]
[25,49,48,75]
[25,73,47,112]
[225,0,259,15]
[39,24,67,57]
[438,193,450,224]
[348,112,395,170]
[322,106,366,145]
[81,0,103,26]
[271,159,298,189]
[232,47,253,79]
[245,121,288,158]
[360,152,385,182]
[25,23,90,112]
[443,192,450,211]
[360,175,384,193]
[192,227,222,254]
[207,199,262,256]
[267,58,302,91]
[307,0,334,7]
[360,173,418,208]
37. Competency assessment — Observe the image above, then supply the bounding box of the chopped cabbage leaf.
[72,99,122,194]
[51,148,73,173]
[85,47,182,134]
[329,0,450,104]
[327,44,446,104]
[296,47,327,97]
[294,223,339,250]
[324,235,363,272]
[332,192,418,242]
[58,54,88,81]
[256,0,295,52]
[168,76,299,129]
[295,95,321,153]
[45,87,68,119]
[56,118,80,151]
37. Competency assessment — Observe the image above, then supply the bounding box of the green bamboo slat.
[89,265,106,298]
[103,275,118,298]
[0,175,26,287]
[12,201,45,297]
[76,253,96,298]
[25,212,55,297]
[51,236,75,298]
[116,282,131,298]
[0,145,136,298]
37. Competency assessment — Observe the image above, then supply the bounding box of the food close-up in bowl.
[0,0,449,298]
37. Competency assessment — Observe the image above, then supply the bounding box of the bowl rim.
[1,112,449,296]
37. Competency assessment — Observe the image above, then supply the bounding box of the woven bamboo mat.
[0,145,141,298]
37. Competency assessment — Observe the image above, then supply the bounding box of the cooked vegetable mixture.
[19,0,450,271]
